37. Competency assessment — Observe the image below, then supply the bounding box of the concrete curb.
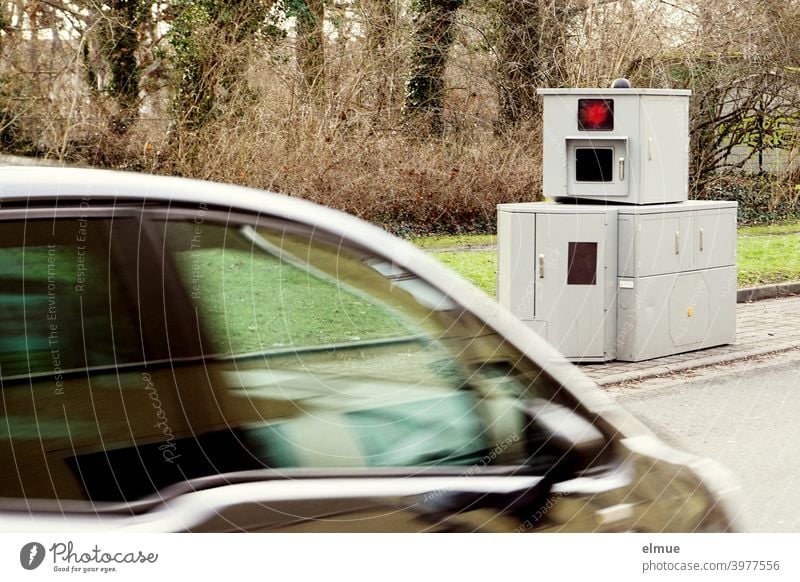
[737,282,800,303]
[595,341,800,386]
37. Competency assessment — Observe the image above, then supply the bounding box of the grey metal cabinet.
[500,84,736,364]
[618,213,689,277]
[617,267,737,361]
[539,89,690,205]
[498,204,618,362]
[639,97,690,200]
[615,201,737,361]
[498,201,737,363]
[694,208,737,269]
[618,202,737,278]
[535,211,618,360]
[497,209,536,321]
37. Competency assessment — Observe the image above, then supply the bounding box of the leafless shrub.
[2,0,799,231]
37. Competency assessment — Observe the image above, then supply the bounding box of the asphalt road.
[607,348,800,533]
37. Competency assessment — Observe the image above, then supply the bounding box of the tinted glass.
[575,148,613,182]
[165,218,553,471]
[0,212,561,504]
[0,219,141,377]
[168,222,410,353]
[567,242,598,285]
[0,217,149,501]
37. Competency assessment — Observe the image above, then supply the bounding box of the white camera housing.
[538,88,691,205]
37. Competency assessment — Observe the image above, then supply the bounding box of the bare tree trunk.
[296,0,325,102]
[497,0,541,125]
[497,0,571,127]
[102,0,144,133]
[170,0,273,132]
[403,0,463,136]
[360,0,398,116]
[0,0,12,148]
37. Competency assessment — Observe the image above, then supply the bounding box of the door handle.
[618,157,625,180]
[699,227,704,252]
[674,231,680,255]
[538,254,545,278]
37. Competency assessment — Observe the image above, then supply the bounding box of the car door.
[0,199,613,532]
[0,203,260,504]
[134,204,613,532]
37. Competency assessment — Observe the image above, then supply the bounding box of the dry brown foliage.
[1,0,799,232]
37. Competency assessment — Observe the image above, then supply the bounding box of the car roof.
[0,164,649,437]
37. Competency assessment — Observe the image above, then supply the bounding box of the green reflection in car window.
[0,222,140,378]
[170,222,411,354]
[159,218,534,479]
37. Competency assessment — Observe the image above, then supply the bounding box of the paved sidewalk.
[580,294,800,386]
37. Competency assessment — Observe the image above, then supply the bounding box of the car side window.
[168,221,412,354]
[0,212,559,505]
[165,217,539,470]
[0,219,142,377]
[0,217,152,501]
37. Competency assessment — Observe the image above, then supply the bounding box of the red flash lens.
[578,99,614,131]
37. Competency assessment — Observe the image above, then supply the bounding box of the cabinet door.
[694,208,736,269]
[534,213,606,358]
[640,97,689,202]
[566,138,629,199]
[634,214,692,276]
[497,211,536,320]
[668,272,711,347]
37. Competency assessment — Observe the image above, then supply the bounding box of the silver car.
[0,166,739,532]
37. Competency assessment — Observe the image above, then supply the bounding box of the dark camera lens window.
[567,242,598,286]
[575,148,613,182]
[578,99,614,130]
